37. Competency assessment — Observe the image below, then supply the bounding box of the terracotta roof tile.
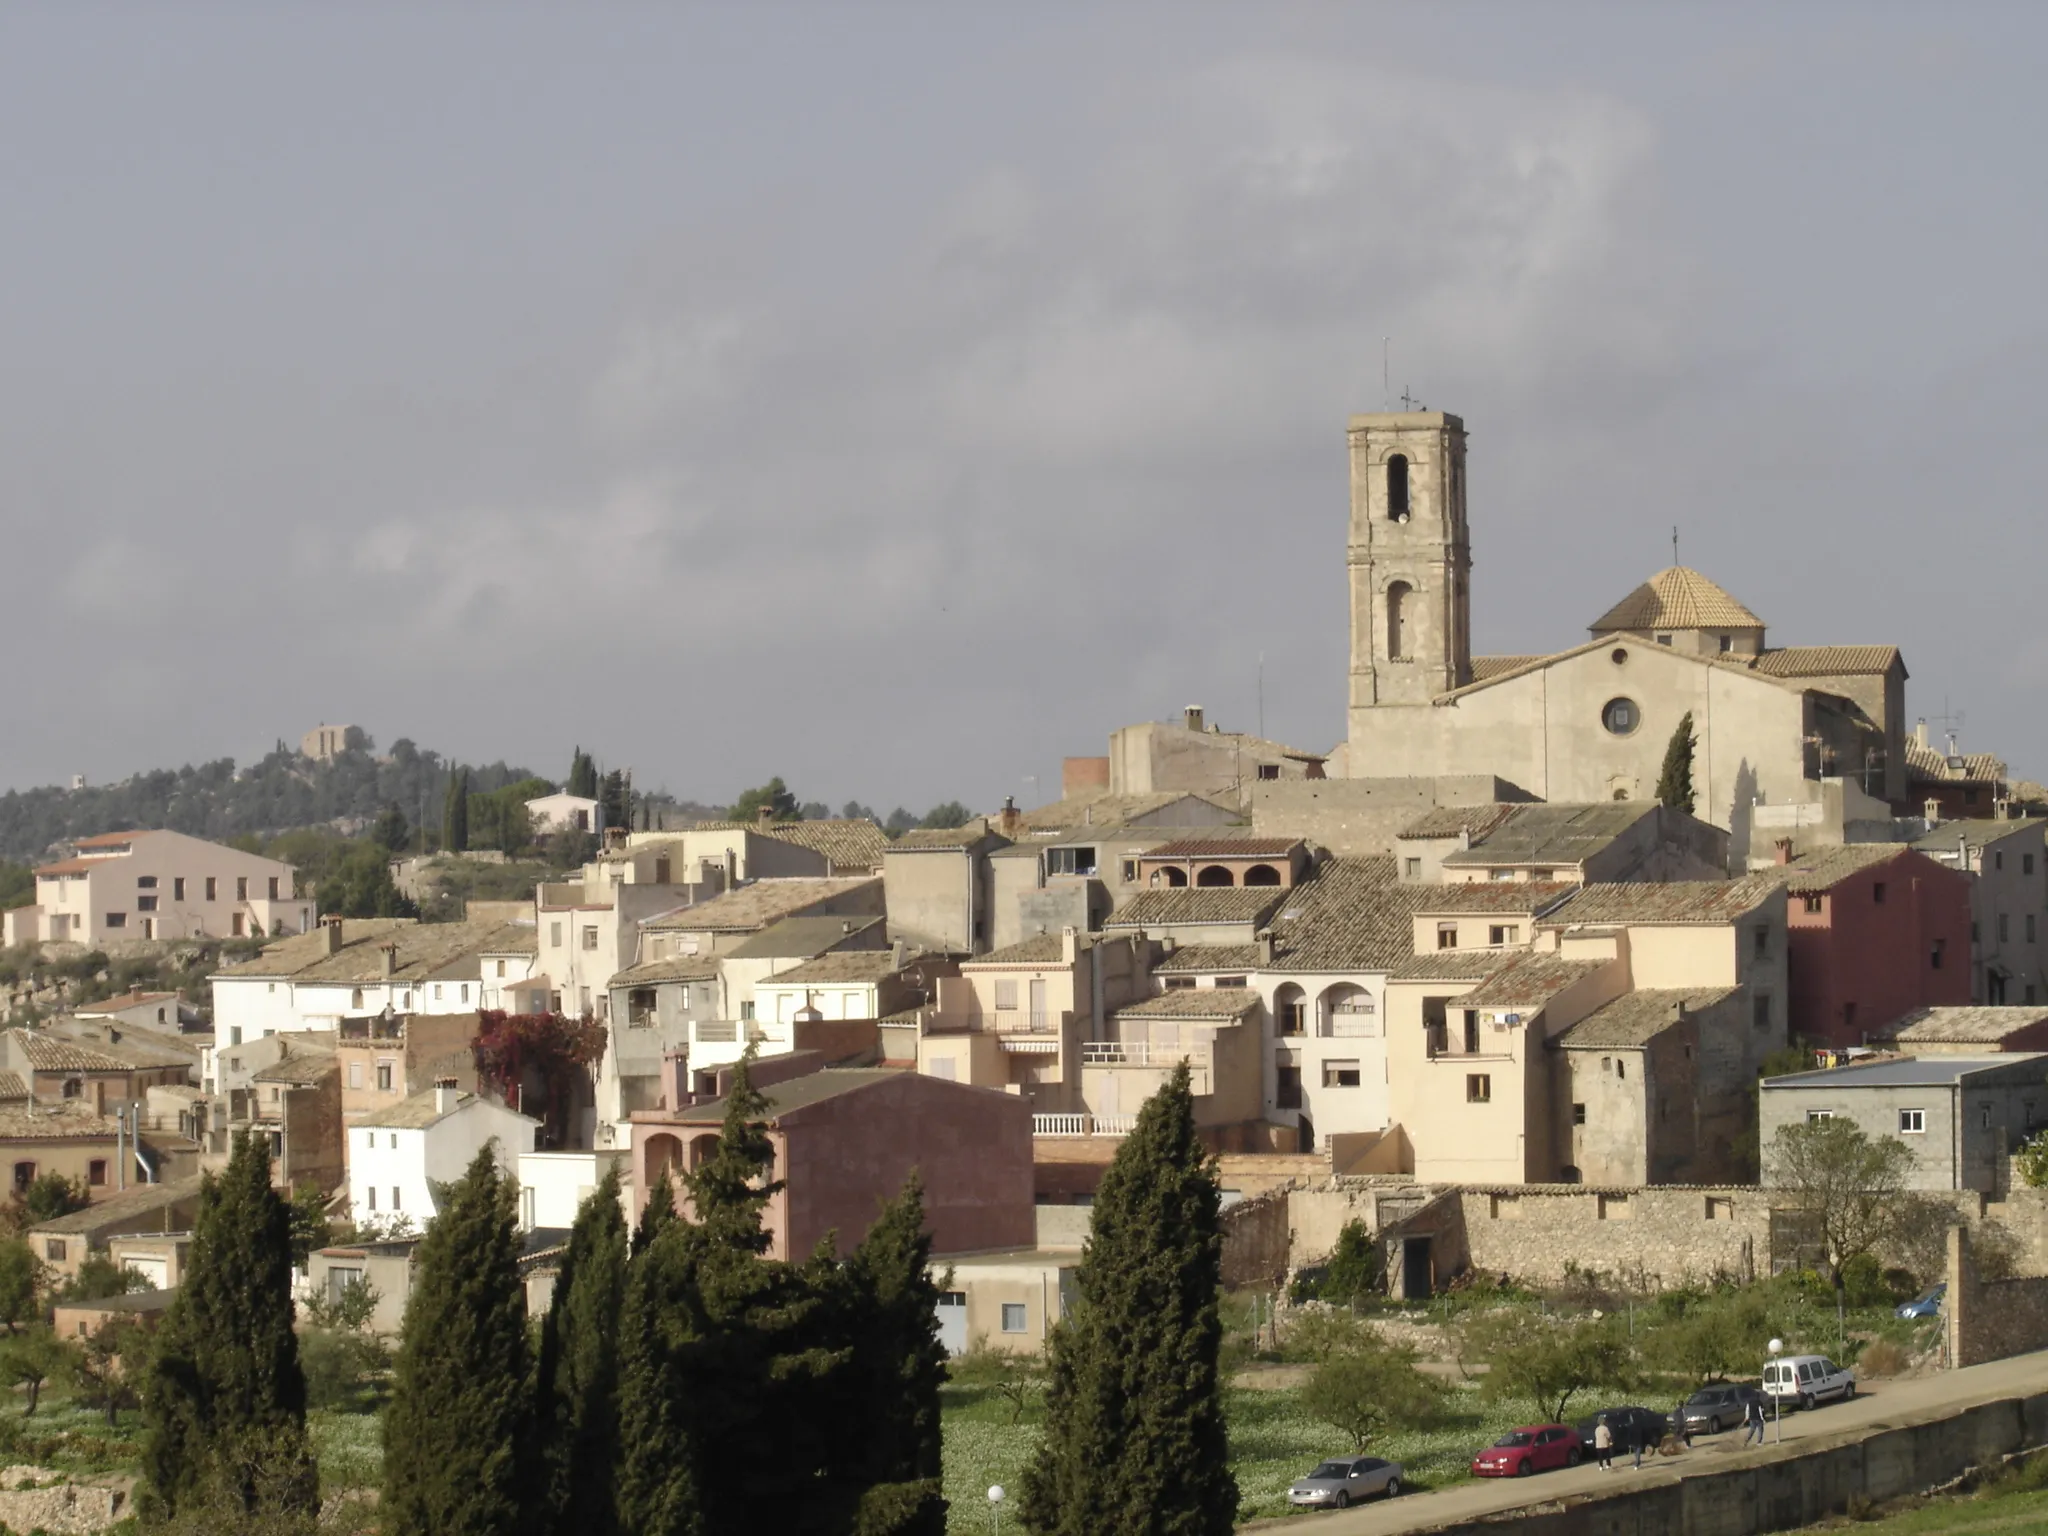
[1388,952,1507,981]
[1880,1006,2048,1045]
[1543,875,1781,925]
[7,1030,137,1073]
[1752,646,1902,679]
[1410,883,1579,916]
[971,935,1069,966]
[1470,656,1549,682]
[1114,988,1262,1021]
[1104,889,1288,930]
[1590,567,1764,632]
[0,1101,120,1140]
[1141,835,1303,859]
[1762,845,1911,894]
[1555,988,1741,1049]
[758,819,890,872]
[1456,954,1607,1011]
[1152,944,1263,974]
[1397,804,1523,841]
[764,951,909,985]
[639,878,880,934]
[608,957,720,988]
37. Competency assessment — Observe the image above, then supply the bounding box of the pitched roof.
[639,878,880,934]
[1114,987,1262,1022]
[74,992,179,1014]
[1103,889,1288,931]
[1397,804,1523,841]
[608,957,720,988]
[1018,791,1241,832]
[1257,858,1424,973]
[1440,803,1659,868]
[725,915,884,960]
[670,1066,909,1125]
[1555,988,1741,1049]
[27,1175,202,1233]
[1881,1007,2048,1046]
[251,1048,339,1085]
[1140,835,1303,860]
[1764,1055,2047,1090]
[764,950,908,985]
[1905,741,2008,785]
[213,917,514,983]
[356,1087,538,1131]
[1763,844,1910,894]
[758,819,890,872]
[887,820,1007,851]
[1752,646,1902,679]
[0,1074,24,1103]
[1455,954,1608,1011]
[971,934,1069,967]
[1913,820,2039,856]
[0,1101,119,1140]
[1470,656,1549,682]
[1543,874,1781,925]
[7,1030,138,1074]
[1590,567,1764,632]
[1152,944,1263,975]
[1410,882,1579,916]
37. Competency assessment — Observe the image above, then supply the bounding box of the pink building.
[1776,845,1972,1048]
[631,1068,1033,1259]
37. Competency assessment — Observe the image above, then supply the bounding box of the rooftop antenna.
[1399,386,1423,410]
[1672,526,1680,566]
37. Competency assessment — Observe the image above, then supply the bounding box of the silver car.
[1287,1455,1404,1509]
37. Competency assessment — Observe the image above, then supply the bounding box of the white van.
[1762,1355,1856,1409]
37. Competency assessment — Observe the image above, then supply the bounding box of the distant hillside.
[0,737,542,864]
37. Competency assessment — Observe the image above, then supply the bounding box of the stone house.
[1913,816,2047,1006]
[1878,1005,2048,1055]
[23,1176,202,1282]
[881,821,1012,956]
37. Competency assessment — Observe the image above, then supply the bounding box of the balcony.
[1081,1041,1213,1070]
[339,1016,405,1042]
[691,1021,779,1046]
[980,1009,1062,1036]
[1032,1112,1138,1137]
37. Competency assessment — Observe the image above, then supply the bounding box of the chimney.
[1773,838,1795,866]
[1914,718,1929,750]
[1184,705,1204,733]
[891,939,906,970]
[379,943,399,979]
[1062,925,1079,965]
[1256,927,1275,966]
[1996,796,2012,822]
[1925,798,1943,827]
[724,848,739,886]
[433,1076,460,1115]
[321,915,345,956]
[604,825,628,851]
[996,795,1022,841]
[1458,828,1472,850]
[756,804,775,826]
[664,1047,689,1109]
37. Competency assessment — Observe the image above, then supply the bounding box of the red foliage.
[471,1010,607,1141]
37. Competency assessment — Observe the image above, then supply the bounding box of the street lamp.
[1767,1338,1784,1444]
[988,1484,1005,1535]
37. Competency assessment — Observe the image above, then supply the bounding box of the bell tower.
[1347,410,1472,719]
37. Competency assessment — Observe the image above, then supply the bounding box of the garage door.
[935,1291,968,1357]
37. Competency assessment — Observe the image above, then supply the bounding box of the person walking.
[1631,1416,1646,1470]
[1744,1394,1767,1446]
[1594,1416,1614,1471]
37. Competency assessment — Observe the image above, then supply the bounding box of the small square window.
[2027,854,2037,876]
[1996,851,2006,871]
[1571,1102,1586,1126]
[1000,1303,1028,1333]
[1466,1073,1491,1103]
[1873,882,1887,905]
[1982,1104,1994,1130]
[1322,1060,1362,1088]
[1718,634,1733,653]
[994,981,1018,1010]
[1436,923,1459,951]
[1256,763,1280,781]
[1754,927,1768,957]
[1404,858,1422,879]
[582,927,599,951]
[1807,1109,1833,1124]
[173,877,186,900]
[1899,1108,1925,1134]
[1489,924,1518,946]
[1803,894,1823,914]
[1121,859,1139,883]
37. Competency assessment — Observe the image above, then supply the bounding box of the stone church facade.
[1343,411,1908,838]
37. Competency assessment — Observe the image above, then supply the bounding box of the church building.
[1343,411,1908,837]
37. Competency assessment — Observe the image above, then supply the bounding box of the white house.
[13,829,312,945]
[348,1084,538,1233]
[526,792,602,837]
[515,1148,629,1233]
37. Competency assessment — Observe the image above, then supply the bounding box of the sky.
[4,4,2047,812]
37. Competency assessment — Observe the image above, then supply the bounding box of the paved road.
[1248,1351,2048,1533]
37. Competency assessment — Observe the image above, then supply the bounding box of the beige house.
[1341,409,1911,829]
[1393,802,1730,885]
[1100,707,1326,808]
[1088,989,1264,1132]
[935,1250,1078,1357]
[71,991,183,1032]
[882,821,1013,956]
[17,830,310,945]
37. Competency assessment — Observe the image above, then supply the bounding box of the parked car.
[1897,1284,1946,1320]
[1677,1384,1770,1436]
[1286,1455,1404,1508]
[1762,1355,1855,1410]
[1572,1405,1667,1449]
[1471,1425,1582,1478]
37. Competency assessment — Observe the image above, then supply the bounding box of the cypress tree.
[633,1172,676,1256]
[382,1146,531,1536]
[845,1174,949,1536]
[444,767,470,853]
[1019,1064,1236,1536]
[568,748,598,799]
[535,1167,628,1536]
[615,1218,705,1536]
[1656,711,1697,814]
[140,1130,315,1519]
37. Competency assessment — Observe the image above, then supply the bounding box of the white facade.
[526,793,602,836]
[479,947,542,1010]
[752,976,885,1024]
[213,971,487,1046]
[348,1088,538,1233]
[516,1148,629,1232]
[24,830,311,945]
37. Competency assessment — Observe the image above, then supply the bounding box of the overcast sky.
[5,5,2046,811]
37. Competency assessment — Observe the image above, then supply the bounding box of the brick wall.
[1947,1223,2048,1367]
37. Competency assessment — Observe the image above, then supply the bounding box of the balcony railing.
[339,1016,405,1042]
[691,1021,778,1046]
[1032,1112,1138,1137]
[1080,1042,1212,1069]
[983,1009,1060,1035]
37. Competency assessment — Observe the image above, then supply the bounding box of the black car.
[1573,1405,1668,1449]
[1677,1384,1768,1436]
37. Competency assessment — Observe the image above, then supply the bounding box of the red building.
[1775,844,1972,1048]
[631,1067,1034,1259]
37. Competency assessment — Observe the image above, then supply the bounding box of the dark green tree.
[18,1171,87,1224]
[567,747,599,800]
[729,777,799,824]
[615,1217,705,1536]
[633,1175,677,1257]
[0,1241,39,1334]
[536,1166,629,1536]
[382,1145,531,1536]
[140,1132,316,1519]
[317,840,419,919]
[844,1174,949,1536]
[600,770,632,833]
[1656,711,1697,815]
[1318,1219,1382,1305]
[285,1180,332,1269]
[371,802,411,853]
[918,801,972,830]
[1019,1064,1236,1536]
[443,767,471,853]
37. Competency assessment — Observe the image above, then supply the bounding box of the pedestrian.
[1595,1415,1613,1471]
[1632,1417,1645,1470]
[1745,1394,1767,1446]
[1674,1398,1693,1449]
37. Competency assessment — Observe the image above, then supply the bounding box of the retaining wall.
[1949,1224,2048,1368]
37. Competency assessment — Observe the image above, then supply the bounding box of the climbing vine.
[471,1009,607,1145]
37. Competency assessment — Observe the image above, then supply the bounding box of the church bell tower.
[1347,410,1472,714]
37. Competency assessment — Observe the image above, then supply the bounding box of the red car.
[1471,1424,1583,1478]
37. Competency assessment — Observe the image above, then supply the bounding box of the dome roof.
[1590,567,1763,633]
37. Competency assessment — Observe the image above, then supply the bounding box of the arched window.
[1243,864,1282,887]
[645,1132,683,1183]
[1195,866,1235,888]
[1320,983,1376,1037]
[1387,454,1410,519]
[1156,867,1188,888]
[61,1079,80,1100]
[1274,984,1307,1038]
[1387,581,1412,661]
[687,1134,720,1170]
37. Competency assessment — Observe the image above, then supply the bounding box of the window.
[61,1079,80,1100]
[231,913,245,936]
[1601,1056,1612,1074]
[1386,581,1413,660]
[582,926,599,951]
[1463,1011,1480,1053]
[230,1056,242,1072]
[2000,915,2011,943]
[1322,1060,1362,1088]
[1489,924,1518,946]
[1489,869,1512,882]
[1719,634,1734,653]
[496,960,507,978]
[1276,1060,1302,1110]
[1973,921,1982,943]
[173,877,185,900]
[101,911,128,930]
[135,895,158,912]
[1277,991,1306,1037]
[2028,854,2038,876]
[9,1163,31,1193]
[1899,1108,1926,1134]
[45,1239,66,1262]
[1572,1103,1586,1126]
[1803,895,1823,914]
[1120,859,1139,883]
[1214,975,1248,988]
[1997,851,2007,871]
[1163,976,1196,990]
[392,1187,401,1211]
[136,875,157,889]
[268,876,280,899]
[740,1001,755,1021]
[1600,697,1641,735]
[1404,858,1422,879]
[236,877,248,901]
[1982,1104,1993,1130]
[1534,870,1556,881]
[1436,923,1459,950]
[376,1064,393,1092]
[433,984,443,1001]
[205,877,217,901]
[1046,846,1097,876]
[1931,939,1946,970]
[87,1160,106,1187]
[1807,1109,1834,1124]
[2030,916,2038,944]
[1385,453,1410,519]
[1616,1058,1627,1081]
[1753,993,1772,1031]
[549,922,563,947]
[1754,927,1768,957]
[1256,763,1281,781]
[351,988,365,1009]
[348,1063,363,1089]
[994,980,1018,1011]
[461,984,470,1003]
[1466,1074,1491,1104]
[1000,1303,1028,1334]
[366,1187,377,1212]
[1873,882,1887,905]
[1656,633,1673,646]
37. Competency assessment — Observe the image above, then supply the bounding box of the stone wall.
[1948,1223,2048,1367]
[1219,1189,1292,1289]
[1460,1186,1769,1288]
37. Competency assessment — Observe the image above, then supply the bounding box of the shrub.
[2018,1131,2048,1189]
[1301,1342,1439,1451]
[1856,1339,1910,1378]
